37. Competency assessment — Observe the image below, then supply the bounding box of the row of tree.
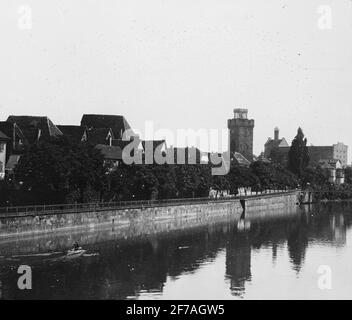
[0,127,349,206]
[0,137,300,206]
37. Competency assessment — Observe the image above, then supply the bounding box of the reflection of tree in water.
[309,204,348,247]
[1,203,350,299]
[0,224,229,299]
[287,222,309,273]
[225,213,303,296]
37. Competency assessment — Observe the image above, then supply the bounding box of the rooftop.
[87,128,113,146]
[7,116,63,143]
[57,125,87,143]
[81,114,135,140]
[95,144,122,160]
[0,130,9,141]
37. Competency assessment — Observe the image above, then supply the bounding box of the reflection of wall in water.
[302,205,347,247]
[0,223,229,299]
[330,214,346,247]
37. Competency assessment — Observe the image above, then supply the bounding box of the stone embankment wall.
[0,191,299,239]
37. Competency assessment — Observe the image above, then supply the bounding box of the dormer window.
[107,131,113,146]
[81,132,87,142]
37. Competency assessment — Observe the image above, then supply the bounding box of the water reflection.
[0,203,351,299]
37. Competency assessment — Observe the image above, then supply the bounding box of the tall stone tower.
[227,108,255,161]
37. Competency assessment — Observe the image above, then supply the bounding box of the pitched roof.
[81,114,135,140]
[7,116,62,143]
[5,154,21,171]
[232,152,251,166]
[0,130,9,141]
[95,144,122,160]
[256,153,271,163]
[318,159,342,169]
[112,139,134,149]
[167,146,202,164]
[0,122,14,139]
[87,128,113,146]
[57,125,87,143]
[0,121,27,143]
[141,140,166,152]
[207,151,230,169]
[265,138,289,149]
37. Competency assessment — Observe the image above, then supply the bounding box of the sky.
[0,0,351,162]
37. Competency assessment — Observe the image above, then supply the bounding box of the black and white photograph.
[0,0,352,305]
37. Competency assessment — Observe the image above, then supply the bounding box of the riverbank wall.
[0,191,299,239]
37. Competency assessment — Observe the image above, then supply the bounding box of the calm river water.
[0,203,352,299]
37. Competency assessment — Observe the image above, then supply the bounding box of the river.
[0,202,351,299]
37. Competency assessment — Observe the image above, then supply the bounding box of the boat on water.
[66,248,86,257]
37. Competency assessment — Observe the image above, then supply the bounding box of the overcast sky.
[0,0,351,162]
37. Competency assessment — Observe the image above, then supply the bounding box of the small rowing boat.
[66,248,86,257]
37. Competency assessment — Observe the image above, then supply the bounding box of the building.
[307,144,348,167]
[332,143,348,167]
[228,108,254,162]
[264,127,348,169]
[270,146,290,167]
[6,116,63,144]
[318,159,345,185]
[308,144,348,167]
[264,127,289,159]
[165,146,208,164]
[1,116,63,175]
[5,154,21,176]
[95,144,123,170]
[0,131,9,180]
[231,152,251,167]
[112,139,137,149]
[142,140,167,154]
[86,128,114,146]
[255,152,271,163]
[57,125,88,143]
[81,114,136,141]
[0,121,27,161]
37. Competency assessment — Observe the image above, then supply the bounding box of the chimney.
[274,127,279,141]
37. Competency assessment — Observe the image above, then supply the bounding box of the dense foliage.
[288,127,310,178]
[5,137,106,205]
[0,138,301,206]
[1,134,350,206]
[345,166,352,185]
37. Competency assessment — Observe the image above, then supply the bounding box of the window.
[0,143,3,152]
[0,161,3,172]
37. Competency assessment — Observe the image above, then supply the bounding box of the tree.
[274,164,299,189]
[108,164,159,201]
[13,137,106,205]
[288,127,309,178]
[0,181,10,206]
[227,164,259,194]
[152,164,178,200]
[345,166,352,185]
[174,165,201,198]
[250,161,276,190]
[249,161,298,191]
[301,166,329,189]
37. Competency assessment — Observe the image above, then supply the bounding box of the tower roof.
[233,108,249,119]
